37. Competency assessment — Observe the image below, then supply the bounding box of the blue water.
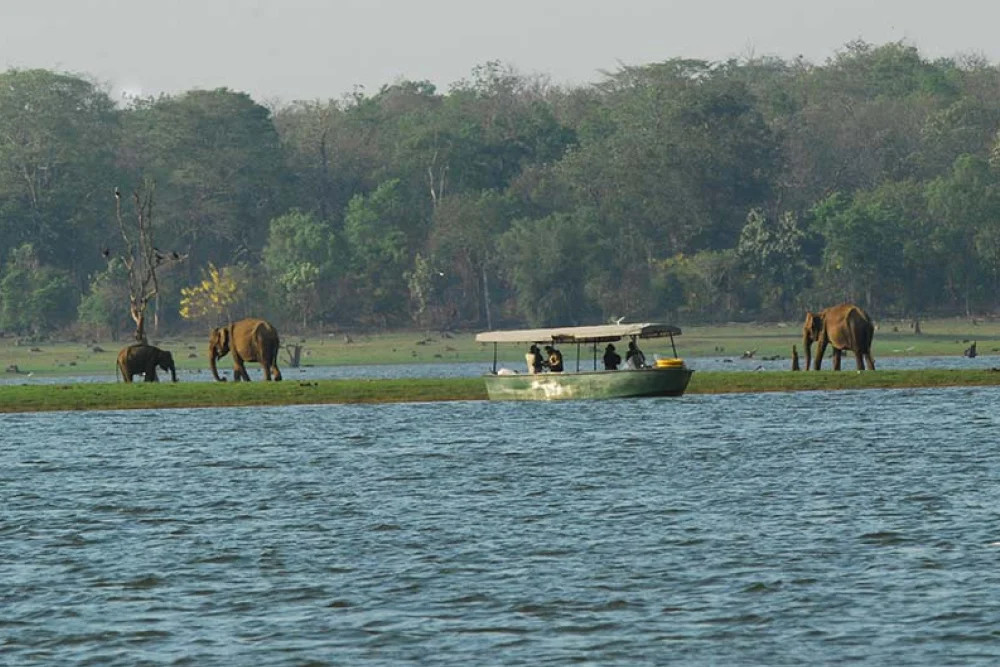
[4,387,1000,665]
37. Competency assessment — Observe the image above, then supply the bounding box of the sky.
[3,0,999,105]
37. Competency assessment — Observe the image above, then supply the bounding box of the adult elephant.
[117,344,178,383]
[803,304,876,371]
[208,317,283,382]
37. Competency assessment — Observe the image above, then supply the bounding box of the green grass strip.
[1,369,1000,413]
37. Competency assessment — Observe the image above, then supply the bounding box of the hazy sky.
[3,0,999,104]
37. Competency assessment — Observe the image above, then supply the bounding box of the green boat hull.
[483,367,694,401]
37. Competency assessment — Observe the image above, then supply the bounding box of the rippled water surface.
[5,388,1000,665]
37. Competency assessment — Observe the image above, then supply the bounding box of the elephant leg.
[832,349,842,371]
[855,350,865,370]
[865,352,876,371]
[814,341,827,370]
[232,354,251,381]
[261,362,272,381]
[263,361,282,381]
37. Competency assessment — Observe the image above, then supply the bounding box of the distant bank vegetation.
[2,41,1000,341]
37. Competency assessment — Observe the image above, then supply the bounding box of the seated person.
[603,343,621,370]
[625,341,646,369]
[544,345,564,372]
[526,344,544,374]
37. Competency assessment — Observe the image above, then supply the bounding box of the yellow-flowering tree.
[179,263,247,325]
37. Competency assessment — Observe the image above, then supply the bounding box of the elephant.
[208,317,283,382]
[117,343,178,383]
[803,304,876,371]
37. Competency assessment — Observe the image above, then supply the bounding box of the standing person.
[544,345,564,372]
[526,344,544,374]
[603,343,621,370]
[626,341,646,369]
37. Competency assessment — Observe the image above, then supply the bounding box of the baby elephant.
[117,343,178,383]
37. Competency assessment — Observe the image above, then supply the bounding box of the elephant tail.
[860,321,875,353]
[270,335,281,366]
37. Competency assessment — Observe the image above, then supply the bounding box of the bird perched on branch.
[100,247,110,259]
[114,187,120,200]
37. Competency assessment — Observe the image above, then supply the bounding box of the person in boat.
[526,344,545,374]
[625,341,647,369]
[544,345,564,372]
[603,343,621,370]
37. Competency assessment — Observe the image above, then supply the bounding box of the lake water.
[4,387,1000,665]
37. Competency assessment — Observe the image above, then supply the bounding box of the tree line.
[2,41,1000,338]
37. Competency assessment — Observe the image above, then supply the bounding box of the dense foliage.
[3,41,1000,336]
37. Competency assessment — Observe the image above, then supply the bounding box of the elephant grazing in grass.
[803,304,876,371]
[208,317,283,382]
[117,344,178,383]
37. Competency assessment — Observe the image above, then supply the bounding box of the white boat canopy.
[475,322,682,345]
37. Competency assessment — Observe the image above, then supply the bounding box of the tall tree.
[262,209,339,328]
[0,69,119,288]
[118,88,287,276]
[736,209,808,318]
[107,182,186,342]
[0,243,76,335]
[499,210,601,326]
[343,179,414,327]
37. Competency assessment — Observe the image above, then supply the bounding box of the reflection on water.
[2,354,999,386]
[3,387,1000,664]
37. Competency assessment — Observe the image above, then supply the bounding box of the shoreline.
[2,369,1000,413]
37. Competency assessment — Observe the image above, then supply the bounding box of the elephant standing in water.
[117,344,178,382]
[208,317,283,382]
[803,304,876,371]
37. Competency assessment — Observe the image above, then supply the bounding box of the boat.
[475,322,694,400]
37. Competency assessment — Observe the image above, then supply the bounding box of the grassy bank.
[2,369,1000,413]
[1,317,996,377]
[0,378,489,413]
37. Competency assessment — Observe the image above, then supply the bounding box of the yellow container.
[655,358,684,368]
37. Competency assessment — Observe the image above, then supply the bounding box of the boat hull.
[483,367,694,401]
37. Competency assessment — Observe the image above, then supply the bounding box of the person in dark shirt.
[526,344,544,373]
[625,341,646,369]
[544,345,564,372]
[603,343,621,370]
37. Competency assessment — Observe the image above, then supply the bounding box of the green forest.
[2,40,1000,339]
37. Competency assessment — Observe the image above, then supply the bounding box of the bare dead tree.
[107,181,186,343]
[427,144,448,209]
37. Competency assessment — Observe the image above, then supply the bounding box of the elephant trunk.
[209,346,226,382]
[168,361,178,383]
